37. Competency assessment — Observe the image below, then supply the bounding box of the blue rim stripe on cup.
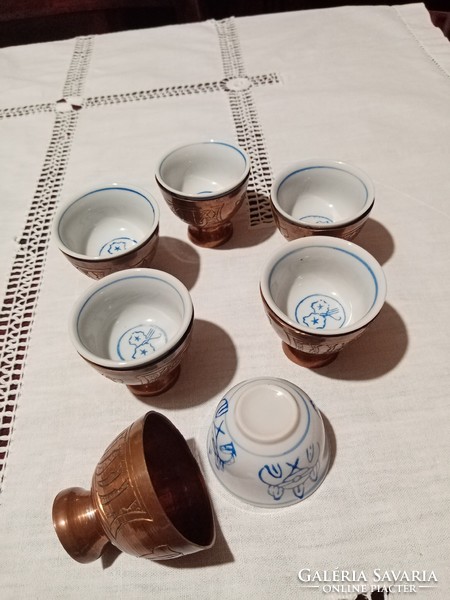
[156,141,251,199]
[261,238,387,342]
[58,186,156,240]
[75,275,186,368]
[56,185,159,262]
[76,274,185,332]
[159,141,248,173]
[268,245,379,314]
[212,141,248,165]
[276,165,369,201]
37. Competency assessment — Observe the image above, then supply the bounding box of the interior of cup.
[158,141,249,196]
[57,186,158,259]
[75,273,190,366]
[143,412,214,548]
[267,244,381,333]
[274,164,370,226]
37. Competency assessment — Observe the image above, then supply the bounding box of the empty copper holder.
[53,412,215,563]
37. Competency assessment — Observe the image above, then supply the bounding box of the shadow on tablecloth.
[133,319,238,409]
[356,218,395,266]
[316,303,408,380]
[151,236,201,290]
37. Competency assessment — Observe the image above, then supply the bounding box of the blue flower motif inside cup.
[99,236,138,257]
[298,215,333,224]
[295,294,346,330]
[117,324,168,360]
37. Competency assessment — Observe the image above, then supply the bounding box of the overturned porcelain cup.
[53,411,215,563]
[207,377,330,507]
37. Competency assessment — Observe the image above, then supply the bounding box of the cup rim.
[270,159,375,229]
[139,411,216,549]
[260,236,387,336]
[69,268,193,369]
[155,140,251,199]
[53,183,160,261]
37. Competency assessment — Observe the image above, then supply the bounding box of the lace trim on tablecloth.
[0,20,279,490]
[394,6,450,81]
[0,37,93,490]
[216,18,276,227]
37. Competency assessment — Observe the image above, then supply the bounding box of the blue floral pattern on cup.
[299,215,333,224]
[116,324,168,360]
[99,236,138,257]
[295,294,345,330]
[258,442,320,501]
[209,398,237,471]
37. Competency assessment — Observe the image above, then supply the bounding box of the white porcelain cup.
[207,377,330,508]
[260,236,387,367]
[69,268,194,396]
[271,159,374,241]
[156,140,250,198]
[54,184,160,278]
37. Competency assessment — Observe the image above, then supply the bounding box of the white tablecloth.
[0,4,449,599]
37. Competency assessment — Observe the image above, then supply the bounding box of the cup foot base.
[52,487,111,563]
[127,365,181,397]
[188,223,233,248]
[282,342,339,368]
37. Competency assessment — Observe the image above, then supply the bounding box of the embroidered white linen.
[0,4,449,599]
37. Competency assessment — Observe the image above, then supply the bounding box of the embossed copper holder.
[54,184,160,279]
[270,160,374,241]
[53,411,215,563]
[260,236,386,368]
[69,268,194,397]
[155,141,250,248]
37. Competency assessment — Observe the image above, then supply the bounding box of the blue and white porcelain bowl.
[270,159,374,241]
[69,268,194,396]
[260,236,387,368]
[54,184,160,279]
[207,377,330,508]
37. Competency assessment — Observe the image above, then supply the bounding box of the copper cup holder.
[53,412,215,563]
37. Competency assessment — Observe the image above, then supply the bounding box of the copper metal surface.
[156,177,249,248]
[282,342,339,368]
[53,411,215,563]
